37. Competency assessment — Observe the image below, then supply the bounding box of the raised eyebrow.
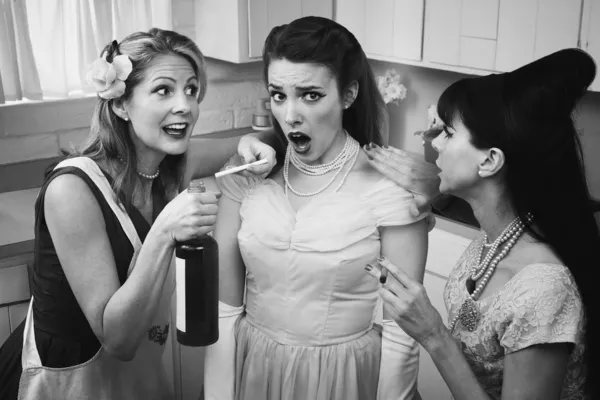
[296,85,323,91]
[151,76,176,83]
[151,76,198,84]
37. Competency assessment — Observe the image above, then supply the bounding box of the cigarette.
[214,158,269,178]
[379,267,388,284]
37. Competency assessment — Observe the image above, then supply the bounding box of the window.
[0,0,172,105]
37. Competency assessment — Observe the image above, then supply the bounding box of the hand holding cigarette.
[215,158,269,178]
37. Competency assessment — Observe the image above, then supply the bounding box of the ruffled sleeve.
[364,178,429,227]
[498,264,583,354]
[216,155,264,203]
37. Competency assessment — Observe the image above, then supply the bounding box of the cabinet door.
[418,273,452,400]
[0,307,10,347]
[391,0,425,61]
[496,0,582,72]
[336,0,424,61]
[582,0,600,91]
[336,0,367,45]
[248,0,333,58]
[424,0,461,66]
[458,0,499,70]
[425,0,498,69]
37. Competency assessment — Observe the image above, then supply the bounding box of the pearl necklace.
[118,157,160,180]
[289,131,355,176]
[470,216,523,281]
[449,213,533,332]
[283,132,360,197]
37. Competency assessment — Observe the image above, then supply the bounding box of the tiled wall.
[0,0,268,166]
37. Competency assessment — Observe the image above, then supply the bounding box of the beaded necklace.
[283,132,359,197]
[449,213,534,332]
[118,157,160,180]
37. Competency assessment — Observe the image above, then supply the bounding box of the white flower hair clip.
[376,68,408,106]
[85,50,133,100]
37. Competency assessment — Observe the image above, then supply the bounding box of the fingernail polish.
[367,156,373,161]
[383,145,389,149]
[377,256,385,263]
[365,264,373,271]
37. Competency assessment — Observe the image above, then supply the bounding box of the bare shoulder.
[44,173,106,230]
[347,150,384,187]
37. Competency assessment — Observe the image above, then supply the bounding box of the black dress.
[0,163,165,399]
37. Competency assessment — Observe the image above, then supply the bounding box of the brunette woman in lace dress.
[365,48,600,399]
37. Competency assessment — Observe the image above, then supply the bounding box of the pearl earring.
[478,170,483,176]
[124,117,129,121]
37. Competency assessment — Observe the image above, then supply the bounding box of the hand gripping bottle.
[175,180,219,346]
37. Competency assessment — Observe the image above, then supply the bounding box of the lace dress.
[444,236,586,399]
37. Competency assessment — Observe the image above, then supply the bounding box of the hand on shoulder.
[362,144,441,215]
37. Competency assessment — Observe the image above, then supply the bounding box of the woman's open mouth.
[288,132,311,154]
[162,123,189,139]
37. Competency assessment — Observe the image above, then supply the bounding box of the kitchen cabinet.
[195,0,332,63]
[335,0,425,62]
[424,0,583,73]
[581,0,600,91]
[0,308,10,345]
[415,221,475,399]
[418,272,452,400]
[0,252,33,347]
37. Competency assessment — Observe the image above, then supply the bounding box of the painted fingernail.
[377,256,385,263]
[365,264,373,271]
[371,143,379,148]
[216,192,222,199]
[367,156,374,160]
[383,145,389,149]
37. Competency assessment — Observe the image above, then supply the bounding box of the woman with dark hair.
[204,16,429,400]
[365,48,600,399]
[0,28,276,400]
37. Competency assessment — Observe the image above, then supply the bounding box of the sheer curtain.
[0,0,42,102]
[0,0,171,103]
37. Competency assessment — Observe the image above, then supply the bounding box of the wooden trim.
[0,156,62,193]
[0,241,34,262]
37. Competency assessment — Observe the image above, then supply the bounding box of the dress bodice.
[218,159,426,346]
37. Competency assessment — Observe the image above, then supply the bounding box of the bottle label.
[175,256,187,332]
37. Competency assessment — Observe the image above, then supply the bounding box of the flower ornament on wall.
[85,52,133,100]
[376,68,408,106]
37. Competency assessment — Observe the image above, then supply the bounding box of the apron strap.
[21,298,40,369]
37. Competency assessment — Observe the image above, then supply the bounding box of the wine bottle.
[175,179,219,346]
